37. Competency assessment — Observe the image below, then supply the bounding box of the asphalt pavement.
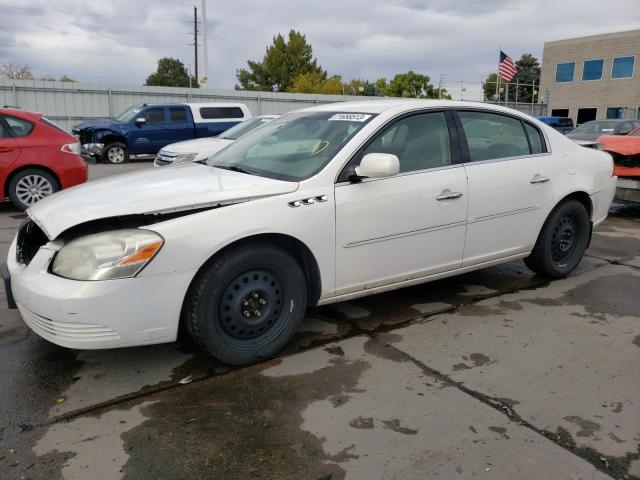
[0,161,638,480]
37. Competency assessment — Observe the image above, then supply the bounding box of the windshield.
[206,111,375,181]
[572,121,618,134]
[115,105,143,123]
[219,117,274,140]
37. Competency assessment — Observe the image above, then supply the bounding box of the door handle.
[436,190,464,201]
[530,174,550,184]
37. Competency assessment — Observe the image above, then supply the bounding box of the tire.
[183,243,308,365]
[524,200,590,278]
[102,142,129,164]
[8,168,60,210]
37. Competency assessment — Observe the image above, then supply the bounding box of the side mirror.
[355,153,400,179]
[135,117,146,126]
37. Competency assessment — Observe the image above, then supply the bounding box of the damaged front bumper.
[81,143,104,156]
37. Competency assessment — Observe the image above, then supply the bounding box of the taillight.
[61,143,81,155]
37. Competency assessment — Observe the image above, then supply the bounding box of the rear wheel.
[8,168,60,210]
[183,243,307,365]
[102,142,129,164]
[524,200,590,278]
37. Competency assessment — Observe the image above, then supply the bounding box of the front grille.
[16,219,48,265]
[20,306,120,341]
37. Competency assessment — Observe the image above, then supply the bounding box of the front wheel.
[524,200,590,278]
[183,243,308,365]
[102,142,129,164]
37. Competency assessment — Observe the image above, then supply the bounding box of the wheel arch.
[4,165,61,198]
[184,233,322,309]
[97,133,127,147]
[557,190,593,220]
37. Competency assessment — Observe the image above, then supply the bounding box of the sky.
[0,0,638,101]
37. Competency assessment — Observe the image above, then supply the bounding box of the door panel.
[128,107,167,154]
[463,157,556,264]
[164,106,194,144]
[335,167,467,294]
[456,110,557,265]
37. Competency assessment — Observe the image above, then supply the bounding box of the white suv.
[5,100,616,365]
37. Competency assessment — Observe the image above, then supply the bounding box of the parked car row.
[72,102,251,164]
[3,100,616,366]
[536,115,640,140]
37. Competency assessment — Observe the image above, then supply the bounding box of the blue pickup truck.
[72,103,251,163]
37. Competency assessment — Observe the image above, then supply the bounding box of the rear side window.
[458,111,530,161]
[0,121,9,138]
[4,116,34,137]
[169,107,188,123]
[524,123,545,154]
[142,108,165,125]
[41,116,69,134]
[199,107,244,119]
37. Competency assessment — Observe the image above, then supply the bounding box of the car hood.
[597,134,640,156]
[72,119,121,133]
[162,137,233,155]
[28,163,299,239]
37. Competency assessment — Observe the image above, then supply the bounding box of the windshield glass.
[206,111,375,180]
[115,105,143,122]
[572,121,618,134]
[219,117,274,140]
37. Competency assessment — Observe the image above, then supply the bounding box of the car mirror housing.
[135,117,146,126]
[355,153,400,179]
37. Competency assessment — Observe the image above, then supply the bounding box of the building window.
[555,62,575,83]
[611,56,635,79]
[577,108,597,125]
[606,107,625,119]
[582,59,603,81]
[551,109,569,118]
[637,107,640,120]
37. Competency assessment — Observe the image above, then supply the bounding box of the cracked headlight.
[52,230,163,280]
[173,152,197,164]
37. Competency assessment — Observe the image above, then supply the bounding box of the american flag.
[498,50,517,82]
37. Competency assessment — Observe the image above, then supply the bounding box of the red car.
[0,108,88,210]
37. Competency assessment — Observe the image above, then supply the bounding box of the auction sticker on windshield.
[328,113,372,122]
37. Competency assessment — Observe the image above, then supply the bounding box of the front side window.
[115,105,143,123]
[582,59,603,81]
[207,111,374,181]
[458,111,531,161]
[555,62,575,83]
[4,116,34,137]
[361,112,451,173]
[142,108,165,125]
[611,56,635,79]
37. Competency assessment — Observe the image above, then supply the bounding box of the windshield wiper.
[214,164,257,176]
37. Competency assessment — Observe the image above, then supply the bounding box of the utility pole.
[193,5,199,86]
[201,0,208,85]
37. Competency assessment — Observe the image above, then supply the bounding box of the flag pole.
[496,47,501,103]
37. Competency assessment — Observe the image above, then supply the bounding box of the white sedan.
[154,115,278,166]
[4,100,616,365]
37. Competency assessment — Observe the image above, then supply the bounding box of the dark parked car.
[567,119,640,142]
[535,116,574,134]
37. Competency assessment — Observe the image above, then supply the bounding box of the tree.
[482,72,500,101]
[382,71,449,99]
[146,57,197,88]
[235,30,325,92]
[289,72,345,95]
[511,53,540,103]
[59,75,77,82]
[1,62,34,80]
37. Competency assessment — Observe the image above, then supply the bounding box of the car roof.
[299,99,533,117]
[0,107,41,120]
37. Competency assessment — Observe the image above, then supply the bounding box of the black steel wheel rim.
[551,214,579,264]
[218,269,285,343]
